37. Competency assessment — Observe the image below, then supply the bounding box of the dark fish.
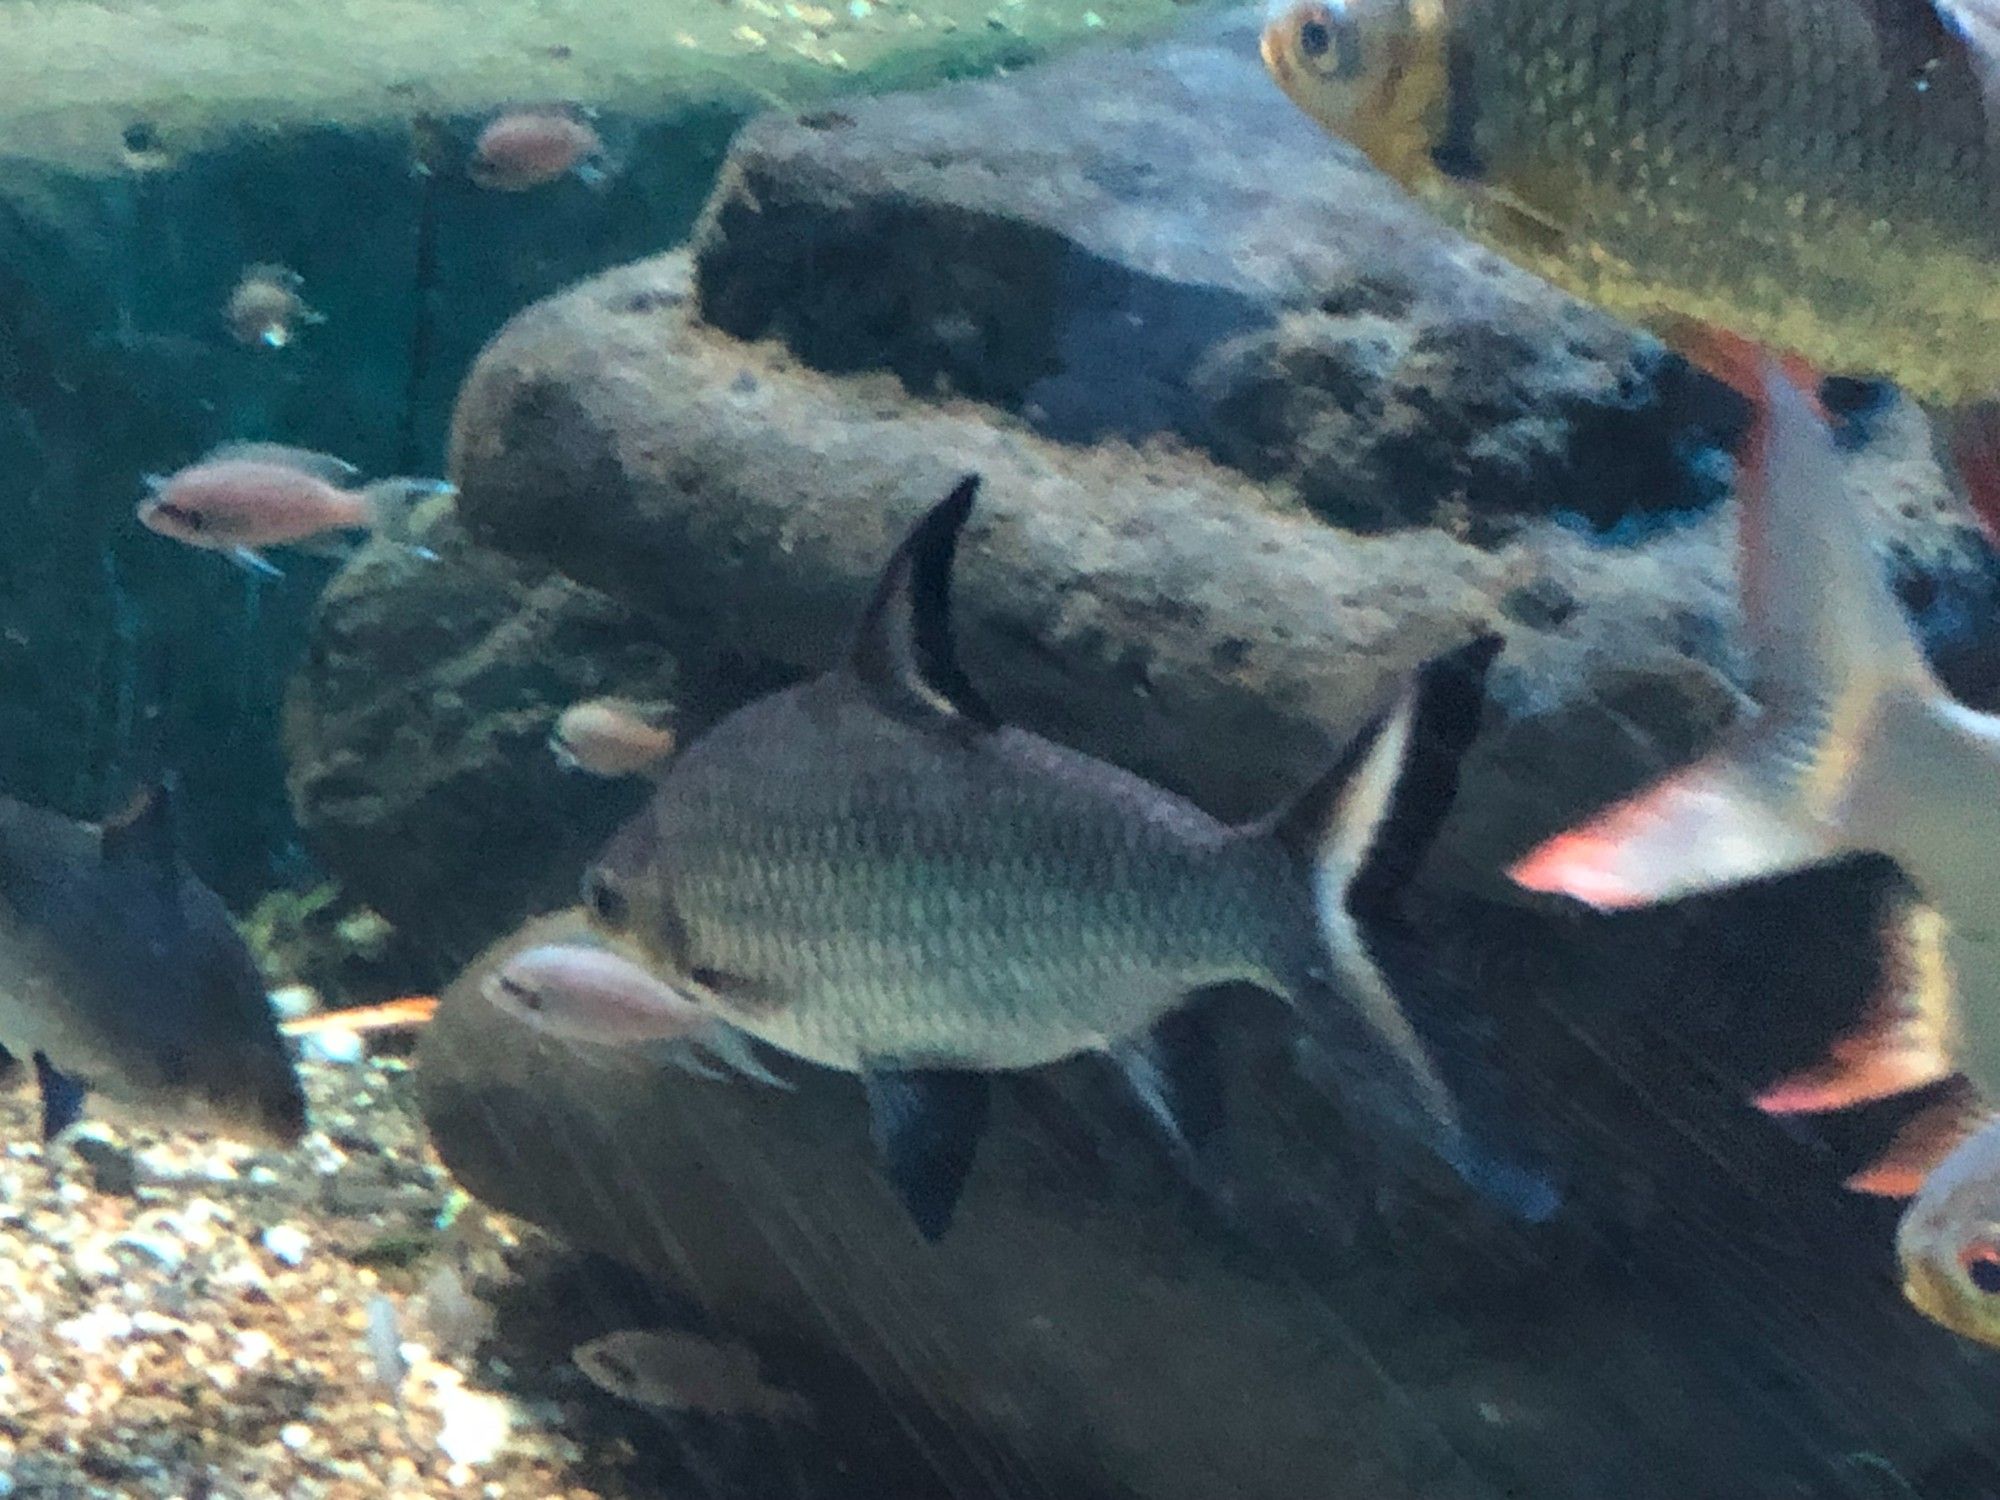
[0,782,305,1146]
[583,475,1553,1238]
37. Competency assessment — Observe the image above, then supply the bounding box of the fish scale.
[581,477,1553,1235]
[1263,0,2000,403]
[651,695,1303,1072]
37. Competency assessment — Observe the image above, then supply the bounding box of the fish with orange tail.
[1510,354,2000,1269]
[1258,0,2000,534]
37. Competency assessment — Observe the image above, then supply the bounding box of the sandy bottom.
[0,1052,735,1500]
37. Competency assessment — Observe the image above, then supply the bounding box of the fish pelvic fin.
[1275,635,1559,1220]
[862,1067,991,1241]
[33,1053,87,1143]
[847,475,999,734]
[230,546,284,579]
[1756,887,1957,1114]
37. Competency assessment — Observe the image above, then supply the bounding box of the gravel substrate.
[0,1053,657,1499]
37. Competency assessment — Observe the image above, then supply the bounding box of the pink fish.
[483,942,788,1087]
[550,697,676,777]
[137,443,450,576]
[1509,344,2000,1201]
[469,110,609,191]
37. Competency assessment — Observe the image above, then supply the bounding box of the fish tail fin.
[1755,887,1955,1115]
[1277,635,1558,1221]
[362,476,456,534]
[1512,353,1934,908]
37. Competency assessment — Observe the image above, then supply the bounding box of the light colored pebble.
[261,1223,311,1266]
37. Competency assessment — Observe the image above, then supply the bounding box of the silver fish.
[1510,356,2000,1207]
[582,475,1551,1237]
[0,781,305,1146]
[572,1328,812,1424]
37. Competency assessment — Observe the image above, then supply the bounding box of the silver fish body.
[586,476,1550,1236]
[610,682,1316,1075]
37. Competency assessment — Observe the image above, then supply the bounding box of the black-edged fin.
[99,780,181,884]
[1295,633,1502,923]
[862,1067,991,1241]
[847,476,999,733]
[1756,885,1956,1115]
[34,1053,87,1143]
[1110,1005,1226,1164]
[1273,636,1560,1222]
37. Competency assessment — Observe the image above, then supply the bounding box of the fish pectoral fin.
[1756,887,1956,1114]
[694,1026,794,1090]
[861,1066,991,1241]
[33,1053,88,1143]
[230,547,285,579]
[1847,1076,1992,1197]
[687,965,784,1019]
[1110,1004,1227,1164]
[845,475,1000,734]
[99,779,181,883]
[1508,731,1841,911]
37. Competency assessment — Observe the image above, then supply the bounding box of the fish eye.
[1960,1239,2000,1295]
[1299,17,1332,56]
[582,868,630,930]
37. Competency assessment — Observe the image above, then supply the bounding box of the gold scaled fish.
[1259,0,2000,527]
[582,474,1555,1238]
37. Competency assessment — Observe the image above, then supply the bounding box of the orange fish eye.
[1957,1238,2000,1295]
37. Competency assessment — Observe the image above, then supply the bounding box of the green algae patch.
[0,0,1209,172]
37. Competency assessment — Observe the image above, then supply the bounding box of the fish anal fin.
[1847,1077,1992,1197]
[1111,1004,1226,1163]
[1508,748,1835,911]
[847,476,998,734]
[862,1067,991,1241]
[1757,894,1956,1114]
[34,1053,87,1143]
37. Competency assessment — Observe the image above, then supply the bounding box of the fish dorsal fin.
[204,441,360,487]
[99,780,180,883]
[847,476,998,732]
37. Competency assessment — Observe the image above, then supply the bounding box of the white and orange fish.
[484,941,789,1087]
[549,697,677,778]
[1510,348,2000,1206]
[138,443,450,576]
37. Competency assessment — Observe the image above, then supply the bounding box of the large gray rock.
[690,10,1740,534]
[270,12,2000,1496]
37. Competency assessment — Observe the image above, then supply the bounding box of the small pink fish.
[137,443,450,576]
[469,110,608,191]
[224,264,324,350]
[483,942,788,1087]
[550,697,676,777]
